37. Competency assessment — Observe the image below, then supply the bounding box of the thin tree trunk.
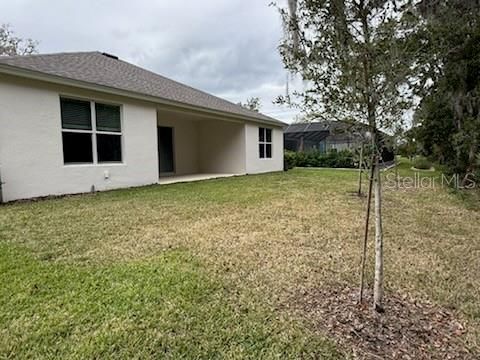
[358,144,364,196]
[394,151,399,190]
[462,140,478,187]
[373,156,384,312]
[359,152,375,303]
[288,0,299,51]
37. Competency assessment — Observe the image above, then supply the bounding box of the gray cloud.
[2,0,299,122]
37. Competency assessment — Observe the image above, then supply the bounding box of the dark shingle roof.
[284,122,331,133]
[284,121,345,133]
[284,120,366,142]
[284,120,368,134]
[0,51,284,125]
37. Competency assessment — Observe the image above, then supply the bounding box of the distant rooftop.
[284,120,355,133]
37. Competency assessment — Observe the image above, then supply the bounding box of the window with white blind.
[61,98,122,164]
[258,127,272,159]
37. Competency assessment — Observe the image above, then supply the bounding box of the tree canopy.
[275,0,417,134]
[238,97,261,112]
[414,1,480,182]
[0,24,38,56]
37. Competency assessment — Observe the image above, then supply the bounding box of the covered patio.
[156,108,247,182]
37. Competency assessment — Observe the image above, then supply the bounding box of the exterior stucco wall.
[198,120,246,174]
[245,122,283,174]
[0,75,285,202]
[0,76,159,202]
[157,112,199,175]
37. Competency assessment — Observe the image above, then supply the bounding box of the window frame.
[258,127,273,159]
[60,96,124,166]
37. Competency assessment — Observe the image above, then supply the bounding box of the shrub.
[413,156,433,170]
[294,151,308,167]
[284,150,297,169]
[283,149,355,169]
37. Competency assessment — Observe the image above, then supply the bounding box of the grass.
[0,158,479,357]
[0,244,336,359]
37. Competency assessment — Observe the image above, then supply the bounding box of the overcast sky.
[3,0,301,122]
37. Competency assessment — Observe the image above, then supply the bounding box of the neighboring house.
[284,120,395,162]
[284,121,361,153]
[0,52,285,202]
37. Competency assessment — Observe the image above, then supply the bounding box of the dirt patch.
[291,286,476,359]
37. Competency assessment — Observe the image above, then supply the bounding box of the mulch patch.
[290,286,477,359]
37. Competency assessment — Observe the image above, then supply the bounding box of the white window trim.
[259,127,273,159]
[91,101,98,164]
[61,97,124,166]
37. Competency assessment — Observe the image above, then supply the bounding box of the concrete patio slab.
[158,173,238,185]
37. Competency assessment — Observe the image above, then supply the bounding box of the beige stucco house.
[0,52,285,202]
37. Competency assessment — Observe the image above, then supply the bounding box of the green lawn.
[0,159,479,358]
[0,245,336,359]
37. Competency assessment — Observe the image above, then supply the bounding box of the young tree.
[276,0,416,311]
[391,124,405,189]
[0,24,38,56]
[357,143,364,195]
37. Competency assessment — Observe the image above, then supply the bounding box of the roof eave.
[0,63,286,127]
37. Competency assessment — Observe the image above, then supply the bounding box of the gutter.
[0,63,286,128]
